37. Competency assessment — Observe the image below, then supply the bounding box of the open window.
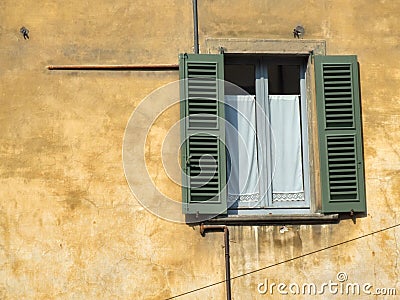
[179,53,366,221]
[223,55,311,215]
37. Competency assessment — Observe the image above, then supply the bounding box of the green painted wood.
[315,55,366,213]
[180,54,227,215]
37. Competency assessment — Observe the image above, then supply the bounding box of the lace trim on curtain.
[272,192,305,202]
[228,193,260,203]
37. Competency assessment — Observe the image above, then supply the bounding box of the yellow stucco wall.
[1,0,400,299]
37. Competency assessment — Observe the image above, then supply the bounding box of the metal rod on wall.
[47,64,179,71]
[192,0,199,54]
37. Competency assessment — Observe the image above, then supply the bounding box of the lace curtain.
[225,94,304,208]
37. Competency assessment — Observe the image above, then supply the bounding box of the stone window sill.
[203,213,339,226]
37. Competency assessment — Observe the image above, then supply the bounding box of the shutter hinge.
[218,46,226,54]
[309,50,315,63]
[350,209,356,224]
[186,155,192,166]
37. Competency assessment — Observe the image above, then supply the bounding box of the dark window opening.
[224,64,256,95]
[268,64,300,95]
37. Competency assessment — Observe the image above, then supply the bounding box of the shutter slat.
[329,174,358,178]
[330,179,357,184]
[329,163,356,168]
[190,146,217,151]
[323,75,351,79]
[192,176,219,180]
[189,109,218,114]
[188,74,217,79]
[188,79,216,84]
[324,86,352,90]
[188,91,218,96]
[326,109,353,112]
[189,87,217,92]
[191,192,220,196]
[328,146,355,151]
[324,91,353,96]
[328,157,356,161]
[325,100,353,104]
[324,81,352,85]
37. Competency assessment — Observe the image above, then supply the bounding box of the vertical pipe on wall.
[224,227,231,300]
[192,0,199,54]
[200,224,232,300]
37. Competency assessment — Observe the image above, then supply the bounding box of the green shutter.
[315,55,366,213]
[179,53,227,215]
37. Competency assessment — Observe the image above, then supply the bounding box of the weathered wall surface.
[1,0,400,299]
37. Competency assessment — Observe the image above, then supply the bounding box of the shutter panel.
[315,55,366,213]
[179,54,227,215]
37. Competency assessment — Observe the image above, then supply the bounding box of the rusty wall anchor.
[20,27,29,40]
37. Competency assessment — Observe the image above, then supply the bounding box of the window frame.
[205,39,327,220]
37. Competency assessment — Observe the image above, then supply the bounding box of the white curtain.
[269,95,304,201]
[225,95,260,207]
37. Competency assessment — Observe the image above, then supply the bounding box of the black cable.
[166,222,400,299]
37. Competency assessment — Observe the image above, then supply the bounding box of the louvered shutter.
[179,54,227,215]
[315,55,366,213]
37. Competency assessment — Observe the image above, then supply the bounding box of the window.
[224,55,310,215]
[179,52,366,219]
